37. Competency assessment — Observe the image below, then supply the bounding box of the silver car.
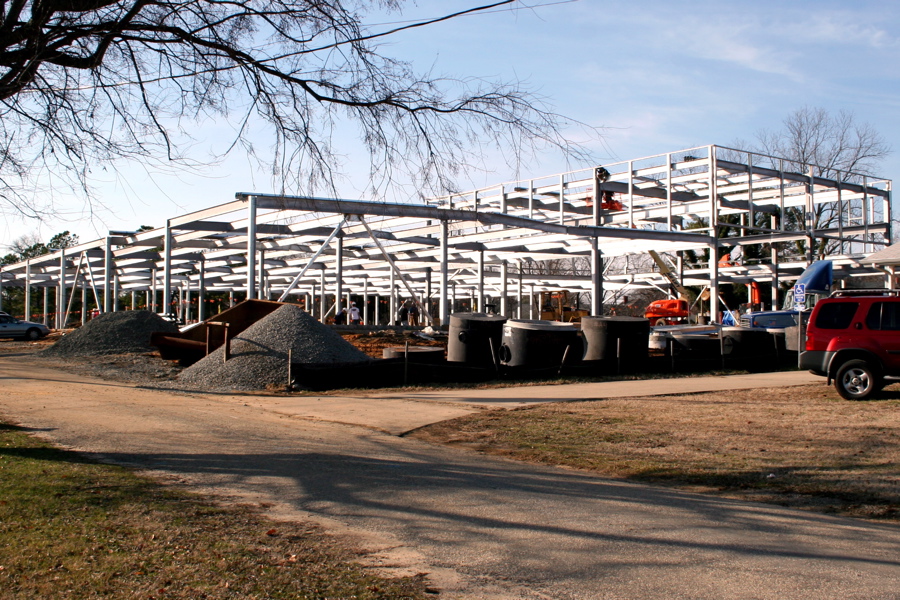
[0,314,51,340]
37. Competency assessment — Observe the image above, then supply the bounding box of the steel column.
[113,271,119,312]
[477,250,485,312]
[440,220,449,326]
[58,248,66,329]
[709,146,720,322]
[151,268,157,312]
[363,278,369,325]
[24,260,31,320]
[246,195,257,299]
[591,238,603,316]
[389,267,396,324]
[163,222,172,316]
[319,268,326,321]
[198,257,206,322]
[103,237,112,313]
[500,260,508,316]
[335,235,343,316]
[517,264,523,319]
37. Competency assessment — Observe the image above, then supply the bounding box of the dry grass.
[410,384,900,521]
[0,423,428,599]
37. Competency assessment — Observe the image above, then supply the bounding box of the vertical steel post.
[374,293,380,325]
[113,272,119,312]
[591,238,603,316]
[500,260,508,316]
[246,195,257,299]
[24,260,31,320]
[517,264,523,319]
[530,285,536,319]
[709,146,719,322]
[335,235,343,316]
[258,248,265,300]
[151,268,157,312]
[319,268,326,321]
[477,250,485,313]
[666,153,673,230]
[591,167,603,317]
[198,258,206,322]
[389,267,396,324]
[440,220,449,326]
[558,174,565,225]
[163,222,172,315]
[628,160,635,228]
[58,248,66,328]
[363,277,369,325]
[425,267,432,319]
[103,236,112,313]
[185,280,191,322]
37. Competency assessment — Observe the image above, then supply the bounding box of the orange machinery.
[645,298,690,326]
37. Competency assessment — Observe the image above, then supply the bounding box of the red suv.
[800,290,900,400]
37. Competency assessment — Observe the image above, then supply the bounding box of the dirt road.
[1,354,897,600]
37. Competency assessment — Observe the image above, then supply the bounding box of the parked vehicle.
[739,310,800,329]
[800,289,900,400]
[0,314,51,340]
[741,260,832,330]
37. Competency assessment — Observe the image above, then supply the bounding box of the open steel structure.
[0,145,892,327]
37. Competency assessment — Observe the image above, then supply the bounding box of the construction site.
[0,144,894,390]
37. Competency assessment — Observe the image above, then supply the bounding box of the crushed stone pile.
[42,310,179,357]
[179,304,371,391]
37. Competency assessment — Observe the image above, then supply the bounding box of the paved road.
[0,355,897,599]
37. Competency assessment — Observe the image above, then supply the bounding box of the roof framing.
[1,145,892,324]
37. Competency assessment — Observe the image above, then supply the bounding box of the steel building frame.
[0,145,892,326]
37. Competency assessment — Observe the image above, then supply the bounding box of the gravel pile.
[179,304,371,391]
[42,310,179,357]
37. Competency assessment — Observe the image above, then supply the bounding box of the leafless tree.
[1,0,596,220]
[754,107,890,180]
[737,107,891,257]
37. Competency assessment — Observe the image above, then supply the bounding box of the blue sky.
[3,0,899,248]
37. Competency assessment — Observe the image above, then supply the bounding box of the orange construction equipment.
[645,298,690,326]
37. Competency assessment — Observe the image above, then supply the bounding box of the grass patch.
[0,423,428,599]
[410,384,900,521]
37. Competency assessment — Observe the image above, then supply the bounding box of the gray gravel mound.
[42,310,179,357]
[179,304,370,391]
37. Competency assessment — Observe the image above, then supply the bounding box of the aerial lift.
[644,251,691,325]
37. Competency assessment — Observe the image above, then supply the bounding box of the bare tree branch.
[1,0,598,220]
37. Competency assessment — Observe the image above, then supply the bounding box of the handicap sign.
[793,284,806,309]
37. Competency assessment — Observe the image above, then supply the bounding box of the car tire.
[25,328,41,341]
[835,359,881,401]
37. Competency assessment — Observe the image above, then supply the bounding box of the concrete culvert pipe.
[499,319,582,369]
[581,316,650,362]
[382,346,445,363]
[447,312,508,367]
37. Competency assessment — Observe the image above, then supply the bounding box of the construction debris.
[179,304,370,391]
[42,311,179,357]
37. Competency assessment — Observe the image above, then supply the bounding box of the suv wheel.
[835,359,881,400]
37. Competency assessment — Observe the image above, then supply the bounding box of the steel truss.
[0,145,892,325]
